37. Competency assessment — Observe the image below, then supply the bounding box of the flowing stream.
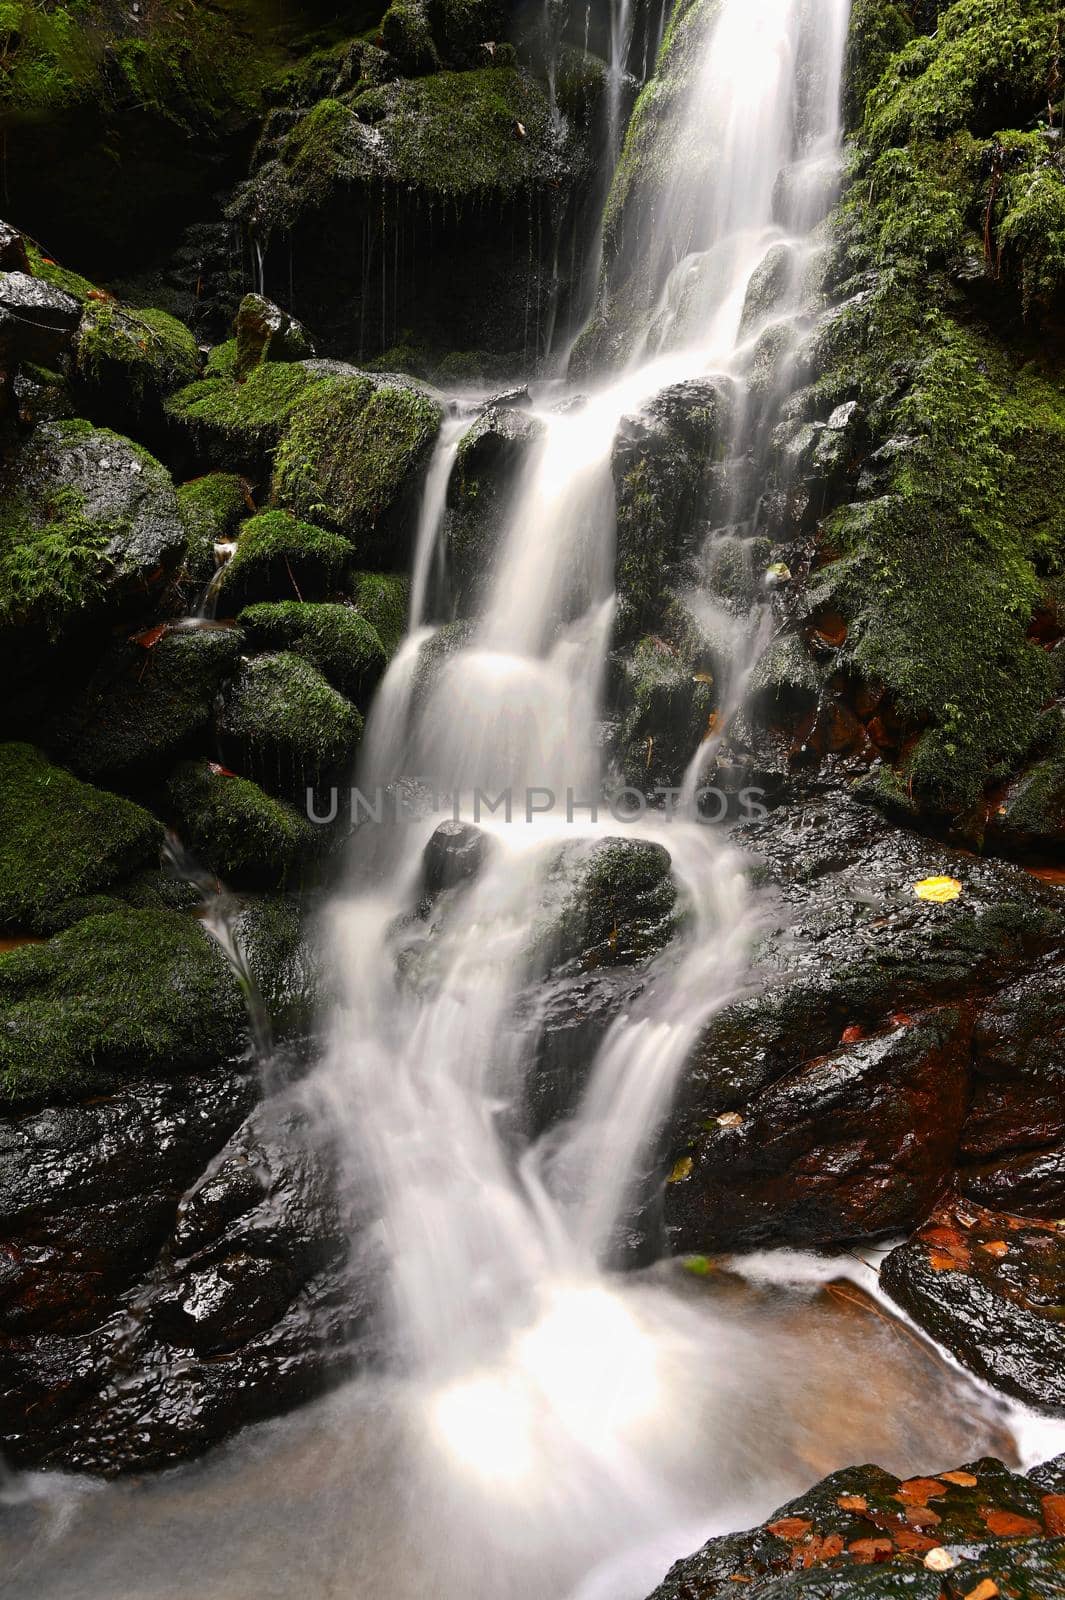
[10,4,1064,1597]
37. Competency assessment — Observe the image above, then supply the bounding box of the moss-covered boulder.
[233,293,312,379]
[0,743,161,934]
[0,420,185,648]
[215,510,351,611]
[272,376,441,565]
[444,402,541,614]
[234,891,325,1037]
[164,356,322,477]
[218,650,362,801]
[0,908,246,1105]
[73,297,200,420]
[536,836,679,975]
[238,600,385,701]
[350,569,409,656]
[50,623,243,783]
[167,758,318,889]
[176,472,250,587]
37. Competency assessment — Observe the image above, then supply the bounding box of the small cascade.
[304,2,857,1593]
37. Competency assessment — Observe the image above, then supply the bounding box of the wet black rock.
[444,402,542,614]
[422,819,494,897]
[0,271,80,371]
[541,835,679,975]
[881,1197,1065,1414]
[646,1455,1065,1599]
[0,1087,369,1474]
[659,793,1065,1254]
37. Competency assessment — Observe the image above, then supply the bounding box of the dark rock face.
[444,403,542,615]
[421,819,494,896]
[646,1455,1065,1599]
[0,272,80,370]
[668,1009,972,1254]
[660,793,1065,1254]
[881,1198,1065,1415]
[0,1082,367,1474]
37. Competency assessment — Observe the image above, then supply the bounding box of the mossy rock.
[537,836,680,974]
[351,569,409,656]
[235,892,326,1039]
[381,0,440,74]
[0,907,247,1105]
[74,297,200,413]
[265,66,559,230]
[238,600,385,702]
[232,293,312,379]
[50,624,243,783]
[272,376,441,564]
[445,403,541,614]
[167,758,318,889]
[0,743,161,935]
[614,632,716,789]
[0,420,185,644]
[218,650,363,801]
[165,358,321,475]
[215,510,351,611]
[176,473,250,587]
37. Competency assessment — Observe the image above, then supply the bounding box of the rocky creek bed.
[3,0,1065,1595]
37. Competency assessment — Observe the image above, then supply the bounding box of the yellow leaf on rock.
[914,876,963,903]
[669,1155,693,1183]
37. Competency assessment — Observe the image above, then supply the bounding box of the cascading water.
[307,0,887,1591]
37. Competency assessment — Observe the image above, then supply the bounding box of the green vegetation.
[790,0,1065,816]
[176,473,250,584]
[167,758,317,887]
[351,569,409,655]
[53,626,243,781]
[0,908,245,1104]
[217,510,351,609]
[75,298,200,402]
[165,358,318,466]
[0,482,112,638]
[273,377,440,557]
[219,650,363,798]
[0,743,161,934]
[238,600,385,700]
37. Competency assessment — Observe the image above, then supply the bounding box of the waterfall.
[312,2,853,1593]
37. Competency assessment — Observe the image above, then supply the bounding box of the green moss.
[0,482,112,638]
[238,600,385,701]
[165,359,319,466]
[234,892,324,1038]
[176,473,250,584]
[0,908,246,1105]
[843,0,914,132]
[0,0,283,129]
[25,240,95,302]
[217,509,351,609]
[351,569,409,655]
[219,650,363,799]
[272,377,440,558]
[0,743,161,934]
[75,298,199,402]
[276,66,557,214]
[865,0,1065,150]
[52,625,243,781]
[381,0,439,72]
[167,758,317,888]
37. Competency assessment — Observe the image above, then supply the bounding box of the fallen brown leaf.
[768,1518,812,1541]
[896,1479,948,1505]
[837,1495,868,1513]
[905,1506,942,1528]
[894,1528,940,1554]
[979,1508,1042,1538]
[980,1240,1009,1259]
[1041,1494,1065,1535]
[963,1582,999,1600]
[848,1537,893,1564]
[939,1471,979,1488]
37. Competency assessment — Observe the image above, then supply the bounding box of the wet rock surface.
[881,1197,1065,1415]
[659,792,1065,1254]
[0,1081,368,1474]
[646,1455,1065,1599]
